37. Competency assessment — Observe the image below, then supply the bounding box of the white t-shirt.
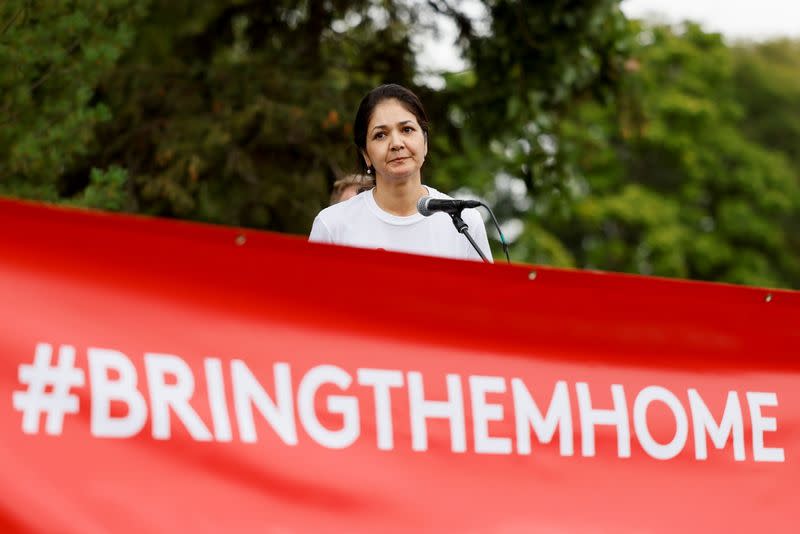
[309,186,492,262]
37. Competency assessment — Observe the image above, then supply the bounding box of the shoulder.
[311,192,371,242]
[425,185,451,200]
[315,190,370,225]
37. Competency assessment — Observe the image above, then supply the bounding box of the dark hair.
[353,84,430,175]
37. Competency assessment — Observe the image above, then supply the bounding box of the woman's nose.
[389,131,404,150]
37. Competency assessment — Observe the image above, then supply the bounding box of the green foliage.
[70,165,128,211]
[733,39,800,173]
[548,23,800,287]
[0,0,148,197]
[68,0,421,229]
[430,1,633,224]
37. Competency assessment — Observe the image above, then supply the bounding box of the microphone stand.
[448,212,489,263]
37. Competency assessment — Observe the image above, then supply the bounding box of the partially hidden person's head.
[330,173,372,204]
[353,84,430,183]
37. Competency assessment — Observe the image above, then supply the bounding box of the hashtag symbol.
[12,343,85,435]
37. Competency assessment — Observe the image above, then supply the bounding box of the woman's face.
[362,99,427,183]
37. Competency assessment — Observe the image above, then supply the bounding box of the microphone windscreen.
[417,195,433,216]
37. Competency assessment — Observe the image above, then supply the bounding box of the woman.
[309,84,492,262]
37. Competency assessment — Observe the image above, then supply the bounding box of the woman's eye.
[403,127,415,133]
[373,132,385,140]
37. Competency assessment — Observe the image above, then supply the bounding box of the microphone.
[416,195,482,216]
[417,193,511,264]
[417,194,488,262]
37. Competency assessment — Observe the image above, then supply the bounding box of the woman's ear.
[361,150,372,170]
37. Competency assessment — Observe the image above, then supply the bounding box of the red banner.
[1,198,798,532]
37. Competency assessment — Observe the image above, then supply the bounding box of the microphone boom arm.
[449,212,489,263]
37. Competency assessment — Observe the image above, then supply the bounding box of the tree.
[541,23,800,288]
[732,39,800,174]
[12,3,798,288]
[0,0,149,204]
[1,0,633,234]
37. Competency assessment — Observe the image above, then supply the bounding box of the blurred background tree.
[543,23,800,287]
[0,0,149,202]
[1,1,799,288]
